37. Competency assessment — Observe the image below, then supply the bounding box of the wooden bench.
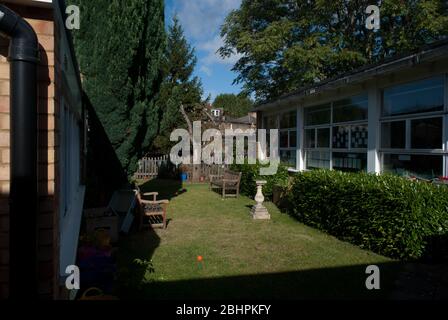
[209,170,242,198]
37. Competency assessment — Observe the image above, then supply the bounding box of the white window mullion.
[367,84,381,174]
[297,105,304,171]
[444,74,448,176]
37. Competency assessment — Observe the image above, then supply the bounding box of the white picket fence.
[134,155,169,180]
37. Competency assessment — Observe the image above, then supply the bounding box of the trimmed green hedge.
[231,163,290,200]
[288,170,448,261]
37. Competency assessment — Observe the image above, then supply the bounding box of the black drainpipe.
[0,5,40,298]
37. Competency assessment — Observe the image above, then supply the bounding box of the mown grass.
[116,180,401,300]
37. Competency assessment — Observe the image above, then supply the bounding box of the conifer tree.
[71,0,166,175]
[153,16,204,154]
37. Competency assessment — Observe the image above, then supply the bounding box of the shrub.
[231,163,290,200]
[288,170,448,261]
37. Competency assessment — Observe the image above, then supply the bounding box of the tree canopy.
[220,0,448,102]
[152,16,204,154]
[71,0,166,176]
[213,94,253,118]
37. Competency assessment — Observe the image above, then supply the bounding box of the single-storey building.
[0,0,86,299]
[255,40,448,180]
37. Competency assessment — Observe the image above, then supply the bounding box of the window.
[60,102,83,218]
[305,129,316,148]
[351,125,368,149]
[304,94,368,171]
[411,117,442,149]
[280,150,297,167]
[333,95,368,123]
[280,131,289,148]
[333,126,350,149]
[289,131,297,148]
[304,104,331,126]
[306,151,331,169]
[333,152,367,172]
[263,115,277,129]
[262,115,278,158]
[280,111,297,129]
[317,128,330,148]
[381,121,406,149]
[380,76,445,180]
[382,76,444,117]
[279,110,297,167]
[383,154,443,180]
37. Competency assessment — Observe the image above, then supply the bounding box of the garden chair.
[137,192,169,230]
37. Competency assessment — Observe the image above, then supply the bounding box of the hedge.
[230,163,290,200]
[288,170,448,261]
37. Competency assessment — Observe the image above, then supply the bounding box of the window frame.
[263,109,299,168]
[304,94,369,171]
[379,75,448,178]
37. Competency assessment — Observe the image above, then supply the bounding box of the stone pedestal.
[251,180,270,220]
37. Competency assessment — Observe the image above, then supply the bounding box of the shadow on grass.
[117,262,405,300]
[115,227,161,293]
[138,179,185,201]
[115,179,184,291]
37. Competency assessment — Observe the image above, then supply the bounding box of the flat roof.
[255,39,448,111]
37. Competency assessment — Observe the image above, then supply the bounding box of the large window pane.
[317,128,330,148]
[333,152,367,172]
[264,115,277,129]
[411,117,443,149]
[280,150,297,167]
[280,131,289,148]
[280,111,297,129]
[351,125,368,149]
[382,77,444,117]
[306,151,330,169]
[383,154,443,180]
[333,95,368,123]
[289,131,297,148]
[305,104,331,126]
[305,129,316,148]
[381,121,406,149]
[333,126,350,149]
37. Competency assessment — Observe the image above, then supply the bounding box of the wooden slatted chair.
[137,192,169,230]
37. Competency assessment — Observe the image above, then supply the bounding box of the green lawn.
[116,180,403,300]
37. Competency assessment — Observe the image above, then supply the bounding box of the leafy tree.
[153,17,204,154]
[70,0,166,176]
[220,0,448,101]
[213,93,253,118]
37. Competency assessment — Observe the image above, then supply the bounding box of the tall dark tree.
[153,16,204,154]
[220,0,448,101]
[70,0,166,175]
[213,93,253,118]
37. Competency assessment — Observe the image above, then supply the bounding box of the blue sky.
[165,0,243,101]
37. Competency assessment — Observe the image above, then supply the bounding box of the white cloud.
[199,35,242,66]
[200,65,212,76]
[175,0,241,41]
[171,0,242,67]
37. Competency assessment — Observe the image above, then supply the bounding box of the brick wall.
[0,5,59,299]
